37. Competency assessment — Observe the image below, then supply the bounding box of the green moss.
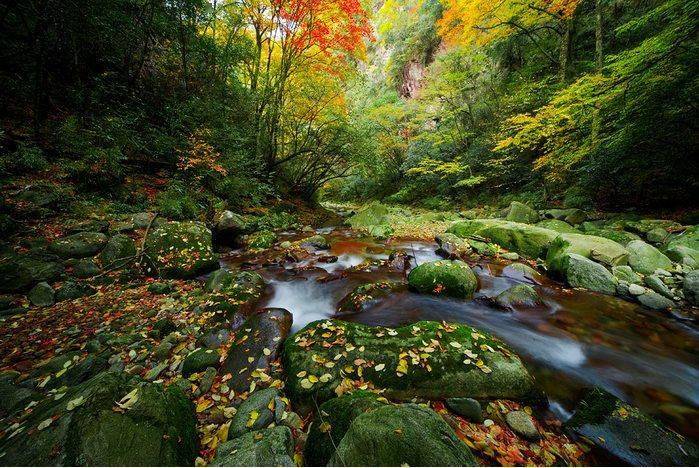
[408,260,478,298]
[144,221,219,278]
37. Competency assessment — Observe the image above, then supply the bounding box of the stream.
[220,225,699,440]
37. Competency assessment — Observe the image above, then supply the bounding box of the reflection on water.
[221,229,699,439]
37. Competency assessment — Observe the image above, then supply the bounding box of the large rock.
[536,219,580,233]
[683,270,699,305]
[408,260,478,299]
[637,291,675,310]
[49,232,108,259]
[566,388,699,466]
[222,308,293,393]
[542,208,586,225]
[211,426,294,467]
[492,284,542,309]
[625,219,682,235]
[546,233,628,274]
[346,202,389,228]
[562,254,617,295]
[182,348,221,377]
[665,245,699,269]
[99,234,137,267]
[230,388,285,438]
[435,233,472,259]
[612,265,642,285]
[0,254,63,292]
[55,280,96,302]
[506,201,539,224]
[214,210,249,239]
[337,281,405,316]
[0,371,197,466]
[28,281,55,307]
[329,404,476,466]
[304,391,385,466]
[626,240,673,275]
[283,320,539,409]
[204,269,265,301]
[667,225,699,251]
[144,221,219,278]
[448,219,558,259]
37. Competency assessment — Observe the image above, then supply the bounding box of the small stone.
[637,291,675,310]
[628,283,647,296]
[445,397,483,423]
[199,367,217,394]
[182,349,221,377]
[505,410,540,440]
[500,252,520,261]
[644,275,674,299]
[28,282,55,307]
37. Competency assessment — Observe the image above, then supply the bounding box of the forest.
[0,0,698,466]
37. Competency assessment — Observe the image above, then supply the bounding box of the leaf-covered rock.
[144,221,219,278]
[408,260,478,299]
[337,281,406,315]
[49,231,108,259]
[211,426,294,467]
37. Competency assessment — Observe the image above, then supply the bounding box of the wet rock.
[247,230,277,250]
[305,391,385,466]
[0,371,197,466]
[536,219,580,233]
[683,270,699,305]
[99,234,136,267]
[205,269,264,296]
[628,283,646,296]
[408,260,478,299]
[230,388,283,438]
[546,233,628,274]
[28,281,55,307]
[182,349,221,377]
[612,265,642,285]
[199,367,217,394]
[646,227,670,244]
[55,280,96,302]
[666,244,699,269]
[435,233,472,259]
[502,263,542,283]
[144,221,219,278]
[70,258,100,278]
[644,275,674,299]
[299,234,330,250]
[637,291,675,310]
[563,254,617,295]
[505,410,540,440]
[448,219,559,259]
[492,284,542,309]
[197,326,234,350]
[0,254,63,292]
[337,281,405,315]
[283,320,539,409]
[626,240,673,275]
[366,223,394,239]
[566,387,699,466]
[49,231,108,259]
[214,210,249,240]
[211,426,294,467]
[0,374,42,417]
[446,397,483,423]
[222,308,292,393]
[329,404,476,466]
[506,201,539,224]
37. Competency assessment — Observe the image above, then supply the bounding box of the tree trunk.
[558,18,573,83]
[595,0,603,71]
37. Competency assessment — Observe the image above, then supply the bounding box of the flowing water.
[221,226,699,440]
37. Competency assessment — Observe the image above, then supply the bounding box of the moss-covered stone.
[665,245,698,269]
[283,320,539,409]
[55,280,97,302]
[144,221,219,278]
[584,228,641,245]
[492,284,542,309]
[536,219,580,233]
[0,254,63,292]
[337,281,405,315]
[298,234,330,249]
[346,202,389,228]
[448,219,558,259]
[546,233,628,274]
[49,231,108,259]
[211,426,294,467]
[70,258,101,278]
[562,254,617,295]
[99,234,137,267]
[408,260,478,299]
[612,265,642,284]
[566,387,699,466]
[247,230,278,250]
[435,233,472,259]
[28,281,55,307]
[684,270,699,305]
[182,349,221,377]
[626,240,673,275]
[204,269,265,304]
[329,404,476,466]
[230,388,284,438]
[505,201,539,224]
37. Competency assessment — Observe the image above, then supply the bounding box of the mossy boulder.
[626,240,673,275]
[283,320,539,409]
[298,234,330,250]
[204,269,265,305]
[562,254,617,295]
[625,219,682,235]
[28,281,55,307]
[435,233,472,259]
[612,265,642,285]
[55,280,96,302]
[683,270,699,305]
[99,234,137,267]
[144,221,219,278]
[247,230,277,250]
[502,263,542,283]
[229,388,285,438]
[305,391,385,466]
[329,404,476,466]
[546,233,628,274]
[0,371,197,466]
[492,284,542,309]
[182,349,221,377]
[667,225,699,251]
[69,259,100,278]
[448,219,558,259]
[214,210,250,239]
[49,232,108,259]
[665,245,698,269]
[337,281,406,315]
[505,201,539,224]
[346,202,389,228]
[211,426,294,467]
[0,254,63,292]
[408,260,478,299]
[536,219,580,234]
[542,208,587,225]
[566,388,699,465]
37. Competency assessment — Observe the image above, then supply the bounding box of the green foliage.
[0,144,48,174]
[156,182,202,221]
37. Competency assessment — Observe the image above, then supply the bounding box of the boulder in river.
[626,240,673,275]
[329,403,476,466]
[566,387,699,466]
[435,232,472,259]
[298,234,330,250]
[684,270,699,305]
[546,233,628,274]
[505,201,539,224]
[144,221,219,278]
[211,426,294,467]
[502,263,542,283]
[448,219,559,259]
[492,284,543,309]
[337,281,405,315]
[0,371,197,466]
[562,254,617,295]
[283,319,539,409]
[214,210,249,239]
[49,231,108,259]
[222,308,292,393]
[408,260,478,299]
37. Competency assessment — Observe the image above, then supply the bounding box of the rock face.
[222,308,293,393]
[337,281,405,315]
[211,426,294,467]
[563,254,618,295]
[505,201,539,224]
[448,220,558,259]
[49,232,108,259]
[408,260,478,299]
[626,240,673,275]
[99,234,136,267]
[0,371,197,466]
[283,320,538,408]
[0,254,63,292]
[144,221,219,278]
[435,233,472,259]
[546,233,628,274]
[492,284,542,309]
[329,404,476,466]
[566,388,699,466]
